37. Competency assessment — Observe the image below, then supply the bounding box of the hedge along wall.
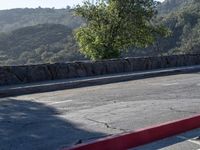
[0,54,200,86]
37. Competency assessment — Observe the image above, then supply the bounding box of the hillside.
[0,8,83,32]
[122,0,200,57]
[128,0,200,56]
[156,0,200,55]
[157,0,190,15]
[0,24,84,65]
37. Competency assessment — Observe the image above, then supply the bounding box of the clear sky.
[0,0,165,10]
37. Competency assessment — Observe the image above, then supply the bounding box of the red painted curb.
[63,114,200,150]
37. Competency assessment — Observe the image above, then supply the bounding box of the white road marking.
[177,136,200,146]
[48,100,73,105]
[150,82,179,86]
[161,83,179,86]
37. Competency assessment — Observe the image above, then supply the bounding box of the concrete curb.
[63,114,200,150]
[0,65,200,98]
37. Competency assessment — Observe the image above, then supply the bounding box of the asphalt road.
[0,71,200,150]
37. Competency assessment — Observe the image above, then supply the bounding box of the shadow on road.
[0,98,105,150]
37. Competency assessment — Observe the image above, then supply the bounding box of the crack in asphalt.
[84,117,127,132]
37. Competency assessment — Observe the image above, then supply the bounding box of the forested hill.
[0,24,84,65]
[155,0,200,55]
[0,8,83,32]
[121,0,200,57]
[157,0,190,15]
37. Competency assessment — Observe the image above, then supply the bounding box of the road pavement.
[0,71,200,150]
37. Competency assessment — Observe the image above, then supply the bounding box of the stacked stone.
[0,54,200,86]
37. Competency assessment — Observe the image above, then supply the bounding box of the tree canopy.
[74,0,168,60]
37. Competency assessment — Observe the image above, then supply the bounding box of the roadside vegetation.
[74,0,169,60]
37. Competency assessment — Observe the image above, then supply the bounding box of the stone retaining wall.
[1,54,200,86]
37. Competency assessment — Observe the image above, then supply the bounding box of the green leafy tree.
[74,0,168,60]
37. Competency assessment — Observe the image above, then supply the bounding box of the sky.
[0,0,165,10]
